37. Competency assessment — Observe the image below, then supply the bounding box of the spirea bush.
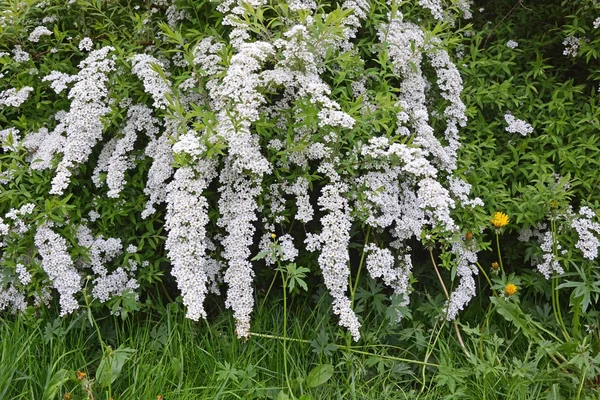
[0,0,484,340]
[2,0,600,353]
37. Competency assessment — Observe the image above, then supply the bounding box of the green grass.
[0,286,597,399]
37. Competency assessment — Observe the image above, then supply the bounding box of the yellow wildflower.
[271,233,276,239]
[465,231,473,241]
[491,261,499,270]
[64,393,71,400]
[504,283,518,296]
[76,370,86,380]
[491,212,509,228]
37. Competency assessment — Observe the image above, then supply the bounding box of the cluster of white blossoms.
[506,40,519,49]
[445,241,478,320]
[310,167,361,341]
[78,37,93,52]
[563,35,581,57]
[34,224,81,316]
[518,224,564,279]
[572,206,600,260]
[28,26,53,42]
[12,45,30,62]
[364,244,412,319]
[49,46,116,195]
[504,112,534,136]
[165,162,218,321]
[131,54,172,109]
[75,225,138,302]
[0,86,33,109]
[93,105,160,197]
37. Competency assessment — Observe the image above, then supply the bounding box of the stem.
[576,366,587,400]
[279,268,292,396]
[550,219,571,341]
[429,249,449,299]
[350,226,371,308]
[429,249,470,357]
[475,262,493,289]
[495,232,505,275]
[259,271,278,312]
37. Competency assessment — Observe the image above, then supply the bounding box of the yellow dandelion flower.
[491,212,509,228]
[491,261,499,270]
[504,283,517,296]
[271,233,276,239]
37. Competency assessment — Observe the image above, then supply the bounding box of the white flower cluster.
[142,121,175,218]
[131,54,172,109]
[22,114,67,170]
[28,26,53,42]
[284,177,314,223]
[12,45,30,62]
[43,71,79,94]
[419,0,443,20]
[445,241,478,320]
[365,244,412,320]
[49,47,116,195]
[193,37,225,77]
[563,35,581,57]
[594,17,600,29]
[165,162,218,321]
[34,224,81,316]
[448,177,484,208]
[218,162,262,338]
[380,17,453,170]
[504,112,533,136]
[0,127,20,151]
[308,165,361,340]
[259,233,298,266]
[518,224,564,279]
[572,206,600,260]
[506,40,519,49]
[0,277,27,313]
[15,263,32,286]
[93,105,160,197]
[75,225,138,302]
[0,86,33,109]
[79,37,93,51]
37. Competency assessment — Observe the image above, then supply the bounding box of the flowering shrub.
[0,0,488,340]
[1,0,600,360]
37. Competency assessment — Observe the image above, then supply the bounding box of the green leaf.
[306,364,334,388]
[42,369,70,400]
[96,345,135,387]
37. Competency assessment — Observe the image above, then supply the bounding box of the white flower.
[563,35,581,57]
[35,223,81,316]
[49,47,116,195]
[79,37,93,51]
[504,112,533,136]
[130,54,172,109]
[445,241,478,320]
[12,45,30,62]
[0,87,33,109]
[572,207,600,260]
[506,40,519,49]
[165,162,217,321]
[28,26,53,42]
